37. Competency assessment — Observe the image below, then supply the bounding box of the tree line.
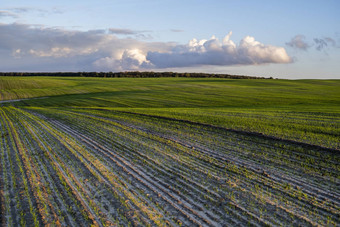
[0,71,273,79]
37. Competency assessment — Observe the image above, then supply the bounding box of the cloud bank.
[147,32,292,68]
[0,23,291,71]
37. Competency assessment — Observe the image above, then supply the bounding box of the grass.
[2,105,338,226]
[1,76,339,149]
[0,76,339,226]
[1,77,339,107]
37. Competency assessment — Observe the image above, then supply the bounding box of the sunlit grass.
[2,76,339,149]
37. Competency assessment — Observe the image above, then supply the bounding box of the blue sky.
[1,0,339,78]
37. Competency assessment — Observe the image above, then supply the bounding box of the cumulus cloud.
[0,23,168,71]
[0,23,291,71]
[286,35,310,50]
[147,31,292,68]
[94,49,152,71]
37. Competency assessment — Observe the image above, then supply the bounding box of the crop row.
[24,107,340,225]
[0,106,339,226]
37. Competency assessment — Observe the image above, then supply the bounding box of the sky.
[0,0,339,79]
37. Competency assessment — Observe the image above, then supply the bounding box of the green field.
[0,76,339,226]
[1,76,339,149]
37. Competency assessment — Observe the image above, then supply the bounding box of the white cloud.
[93,49,150,71]
[146,31,292,68]
[0,23,158,71]
[0,23,291,72]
